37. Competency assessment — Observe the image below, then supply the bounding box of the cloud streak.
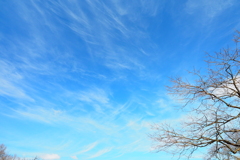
[76,141,99,154]
[185,0,234,18]
[87,147,113,159]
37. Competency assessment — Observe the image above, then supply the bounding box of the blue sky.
[0,0,240,160]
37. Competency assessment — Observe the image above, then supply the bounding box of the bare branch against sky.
[151,32,240,160]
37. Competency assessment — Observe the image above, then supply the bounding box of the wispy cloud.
[140,0,163,16]
[9,104,154,155]
[0,60,33,101]
[11,107,70,124]
[41,0,161,76]
[185,0,234,18]
[63,87,112,115]
[76,141,99,155]
[87,147,113,159]
[0,78,33,101]
[77,88,110,105]
[70,155,78,160]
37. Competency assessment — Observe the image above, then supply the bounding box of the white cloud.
[40,154,60,160]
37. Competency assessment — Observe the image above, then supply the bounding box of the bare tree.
[0,144,38,160]
[150,31,240,160]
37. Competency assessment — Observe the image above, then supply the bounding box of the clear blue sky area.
[0,0,240,160]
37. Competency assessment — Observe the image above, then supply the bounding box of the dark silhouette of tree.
[150,31,240,160]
